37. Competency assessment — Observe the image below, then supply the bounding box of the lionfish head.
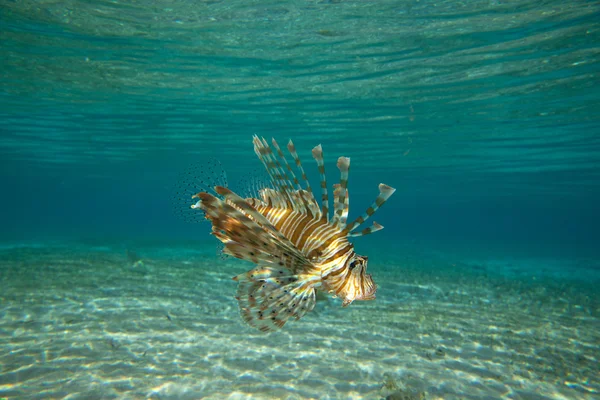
[340,254,377,307]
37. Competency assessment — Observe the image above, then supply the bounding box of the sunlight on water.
[1,0,599,196]
[0,1,599,399]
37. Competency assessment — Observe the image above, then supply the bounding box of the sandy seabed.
[0,242,598,400]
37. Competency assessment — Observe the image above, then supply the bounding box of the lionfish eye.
[349,260,359,270]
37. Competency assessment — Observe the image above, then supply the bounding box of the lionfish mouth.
[353,268,377,301]
[334,261,378,307]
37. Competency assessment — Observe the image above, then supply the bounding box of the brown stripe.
[279,211,301,238]
[297,219,325,250]
[290,214,313,245]
[326,260,351,278]
[327,244,353,267]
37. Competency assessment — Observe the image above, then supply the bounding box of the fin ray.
[349,221,384,237]
[311,144,329,222]
[195,190,312,271]
[234,266,317,332]
[331,156,350,228]
[287,140,317,205]
[344,183,396,234]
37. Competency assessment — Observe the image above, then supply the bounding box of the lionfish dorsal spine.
[255,136,323,216]
[253,136,295,208]
[311,144,330,222]
[271,138,301,192]
[261,137,296,199]
[286,139,317,206]
[343,183,396,235]
[271,138,314,216]
[331,156,350,228]
[349,221,384,237]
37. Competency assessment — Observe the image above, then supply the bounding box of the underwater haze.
[1,0,599,399]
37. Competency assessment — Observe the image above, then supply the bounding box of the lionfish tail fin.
[344,183,396,234]
[234,266,317,332]
[311,144,329,222]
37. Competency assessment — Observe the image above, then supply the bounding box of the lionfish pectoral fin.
[197,188,312,271]
[234,266,317,332]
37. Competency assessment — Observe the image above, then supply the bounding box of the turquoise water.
[1,1,599,399]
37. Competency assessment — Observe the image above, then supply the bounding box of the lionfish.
[190,136,396,332]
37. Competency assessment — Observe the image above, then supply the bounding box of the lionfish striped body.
[191,136,395,332]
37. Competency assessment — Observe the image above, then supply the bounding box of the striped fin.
[213,186,313,269]
[311,144,329,222]
[343,183,396,235]
[349,221,384,237]
[260,137,295,198]
[340,187,350,226]
[271,138,314,216]
[271,139,302,194]
[234,266,317,332]
[193,190,312,271]
[214,187,283,238]
[259,188,319,217]
[253,135,294,207]
[331,156,350,228]
[254,136,316,215]
[331,184,350,228]
[287,140,316,205]
[259,188,287,209]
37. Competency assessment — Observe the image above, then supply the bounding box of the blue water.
[1,1,599,399]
